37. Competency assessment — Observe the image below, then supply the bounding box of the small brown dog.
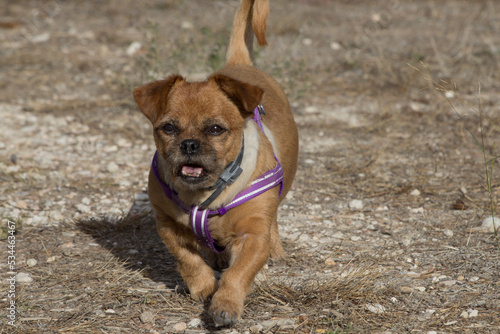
[133,0,298,326]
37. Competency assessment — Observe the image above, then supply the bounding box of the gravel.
[15,272,33,283]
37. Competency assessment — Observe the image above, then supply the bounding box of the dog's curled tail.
[226,0,269,66]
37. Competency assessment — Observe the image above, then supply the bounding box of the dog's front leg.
[209,213,273,326]
[156,213,218,301]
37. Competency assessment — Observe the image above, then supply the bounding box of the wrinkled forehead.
[165,81,242,125]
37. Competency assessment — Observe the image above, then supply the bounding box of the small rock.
[117,138,131,147]
[302,38,313,46]
[31,32,50,43]
[330,41,341,50]
[444,90,455,99]
[325,258,336,266]
[139,311,155,323]
[402,237,412,246]
[443,229,453,237]
[331,231,344,239]
[440,280,457,287]
[469,309,478,317]
[16,272,33,283]
[51,212,64,221]
[410,207,424,214]
[118,179,132,187]
[297,234,310,242]
[76,204,91,213]
[106,162,119,173]
[155,283,167,290]
[308,203,322,211]
[415,286,426,292]
[331,310,343,318]
[126,41,142,56]
[105,309,116,314]
[365,303,386,314]
[47,256,60,263]
[477,216,500,233]
[95,309,106,317]
[261,319,281,328]
[172,322,187,331]
[305,106,318,113]
[410,189,421,196]
[409,102,429,113]
[134,193,149,202]
[62,231,76,238]
[348,199,364,210]
[188,318,202,328]
[104,145,118,153]
[81,197,91,205]
[350,236,362,241]
[250,324,263,333]
[26,259,38,267]
[181,21,193,29]
[304,158,315,164]
[460,311,469,319]
[432,275,448,283]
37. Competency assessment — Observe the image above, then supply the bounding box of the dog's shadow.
[76,198,184,290]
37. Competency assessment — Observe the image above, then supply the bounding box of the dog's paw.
[188,276,218,302]
[208,292,243,327]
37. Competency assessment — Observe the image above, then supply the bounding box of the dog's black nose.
[180,139,201,155]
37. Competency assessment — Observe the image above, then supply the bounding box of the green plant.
[469,115,499,248]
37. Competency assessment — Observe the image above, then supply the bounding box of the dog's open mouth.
[181,165,203,177]
[179,164,207,181]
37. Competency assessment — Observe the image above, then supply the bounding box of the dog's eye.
[162,123,177,135]
[206,125,225,136]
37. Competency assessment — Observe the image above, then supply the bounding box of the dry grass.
[244,251,391,333]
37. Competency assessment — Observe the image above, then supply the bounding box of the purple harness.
[151,105,284,253]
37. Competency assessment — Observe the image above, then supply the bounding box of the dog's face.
[134,75,262,191]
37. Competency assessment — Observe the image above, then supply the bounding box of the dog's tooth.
[182,166,203,177]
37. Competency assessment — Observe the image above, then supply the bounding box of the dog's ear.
[211,75,263,115]
[133,75,184,124]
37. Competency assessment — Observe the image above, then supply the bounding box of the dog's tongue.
[181,165,203,177]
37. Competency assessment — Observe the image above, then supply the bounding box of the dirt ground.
[1,0,499,333]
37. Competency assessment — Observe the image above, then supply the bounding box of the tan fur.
[133,0,298,327]
[226,0,269,66]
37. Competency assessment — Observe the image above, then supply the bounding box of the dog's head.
[133,74,262,191]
